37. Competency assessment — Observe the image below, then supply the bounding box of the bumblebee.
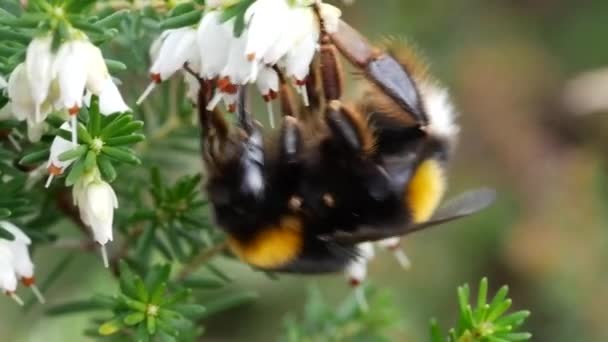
[193,10,495,274]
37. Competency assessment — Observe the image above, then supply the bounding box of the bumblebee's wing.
[328,187,497,244]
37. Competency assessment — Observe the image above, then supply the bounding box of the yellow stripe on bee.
[406,159,446,223]
[227,216,303,269]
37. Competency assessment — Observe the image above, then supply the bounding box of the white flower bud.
[74,178,118,246]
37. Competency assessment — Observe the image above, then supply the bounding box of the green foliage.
[430,278,531,342]
[281,285,402,342]
[0,0,127,73]
[126,168,221,264]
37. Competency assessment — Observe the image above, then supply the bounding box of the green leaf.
[82,152,96,175]
[495,310,531,327]
[487,299,512,322]
[19,148,50,165]
[0,28,30,44]
[70,17,105,35]
[161,10,202,30]
[88,95,101,132]
[100,114,134,138]
[0,13,44,27]
[172,304,206,318]
[55,128,74,142]
[105,134,145,147]
[111,121,144,137]
[145,264,171,300]
[65,158,85,187]
[58,145,88,162]
[64,0,96,13]
[477,277,488,310]
[124,312,146,326]
[429,318,443,342]
[119,260,141,299]
[147,315,157,335]
[99,318,123,336]
[120,294,147,312]
[45,300,105,316]
[97,155,116,182]
[101,146,141,165]
[77,123,92,144]
[169,3,196,17]
[105,58,127,73]
[95,9,130,28]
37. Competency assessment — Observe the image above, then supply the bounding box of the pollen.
[227,215,303,269]
[405,159,446,223]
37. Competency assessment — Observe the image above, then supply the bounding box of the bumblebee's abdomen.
[405,158,446,222]
[226,215,304,269]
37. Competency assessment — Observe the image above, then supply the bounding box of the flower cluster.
[38,97,144,267]
[5,34,128,145]
[139,0,342,126]
[0,221,44,306]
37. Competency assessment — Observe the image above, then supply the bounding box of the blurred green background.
[3,0,608,340]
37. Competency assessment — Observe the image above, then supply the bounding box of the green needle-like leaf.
[101,146,141,165]
[58,145,88,162]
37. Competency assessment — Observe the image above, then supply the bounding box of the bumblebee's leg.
[274,66,297,118]
[313,5,427,127]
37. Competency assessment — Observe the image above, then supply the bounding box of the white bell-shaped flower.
[53,40,90,114]
[45,122,77,188]
[377,237,411,269]
[345,242,375,287]
[8,63,40,122]
[85,77,130,115]
[221,29,258,87]
[151,27,200,82]
[137,27,200,105]
[0,221,45,304]
[7,63,51,143]
[256,66,279,127]
[73,170,118,268]
[25,35,54,123]
[0,244,19,304]
[197,11,232,80]
[244,0,289,63]
[84,42,111,96]
[345,242,375,311]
